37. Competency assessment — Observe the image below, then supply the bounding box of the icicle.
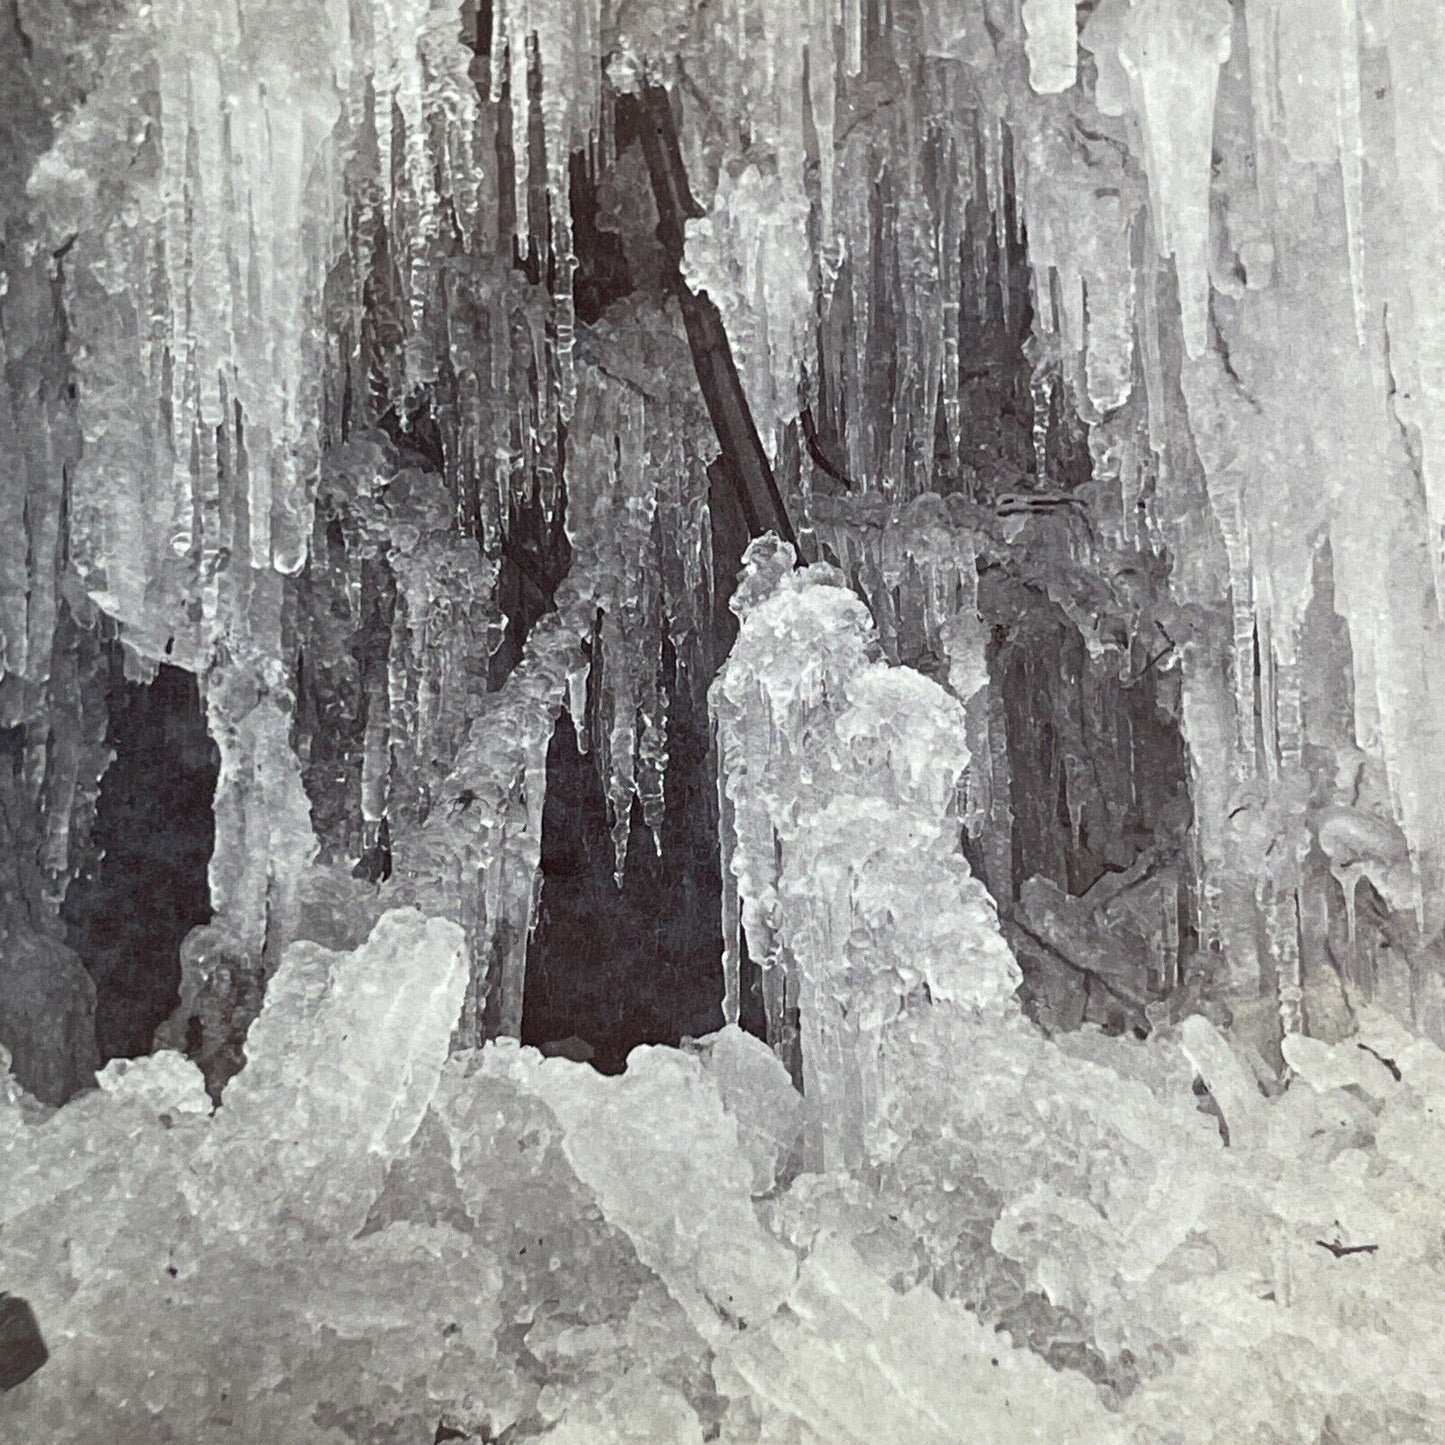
[719,723,743,1028]
[1118,0,1234,359]
[843,0,863,75]
[808,0,837,245]
[1022,0,1079,95]
[1335,0,1368,347]
[1382,0,1445,617]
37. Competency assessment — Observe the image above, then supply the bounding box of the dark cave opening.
[61,655,220,1063]
[522,642,742,1073]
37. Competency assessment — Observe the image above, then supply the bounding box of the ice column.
[713,541,1019,1167]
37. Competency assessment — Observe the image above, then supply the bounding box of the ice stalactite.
[1115,0,1234,362]
[563,316,715,881]
[1021,0,1078,96]
[1383,0,1445,616]
[0,12,123,1104]
[714,541,1019,1167]
[491,0,604,421]
[812,493,985,685]
[681,164,813,466]
[363,0,486,384]
[373,323,711,1041]
[31,0,346,605]
[1014,107,1139,420]
[813,75,1013,503]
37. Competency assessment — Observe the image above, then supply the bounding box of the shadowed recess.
[523,643,733,1072]
[61,656,220,1062]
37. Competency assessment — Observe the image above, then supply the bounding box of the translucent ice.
[1023,0,1079,94]
[1118,0,1233,358]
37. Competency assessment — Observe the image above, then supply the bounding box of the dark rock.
[0,1294,47,1391]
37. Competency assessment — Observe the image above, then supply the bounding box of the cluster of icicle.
[660,0,1445,1028]
[1004,0,1445,1023]
[19,0,495,956]
[31,0,486,609]
[567,311,715,880]
[810,493,989,690]
[23,0,719,984]
[712,539,1020,1168]
[379,340,713,1039]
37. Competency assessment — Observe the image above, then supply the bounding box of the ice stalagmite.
[714,541,1018,1167]
[193,909,468,1240]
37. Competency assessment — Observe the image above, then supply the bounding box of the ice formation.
[9,855,1445,1439]
[4,0,1445,1436]
[714,541,1020,1166]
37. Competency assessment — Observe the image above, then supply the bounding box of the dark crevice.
[61,654,219,1062]
[523,641,731,1073]
[570,149,633,324]
[489,471,573,689]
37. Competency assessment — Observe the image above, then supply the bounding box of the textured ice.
[7,0,1445,1438]
[714,541,1020,1166]
[7,872,1445,1439]
[687,1022,804,1195]
[484,1038,797,1341]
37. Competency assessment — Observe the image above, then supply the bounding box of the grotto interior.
[4,0,1445,1440]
